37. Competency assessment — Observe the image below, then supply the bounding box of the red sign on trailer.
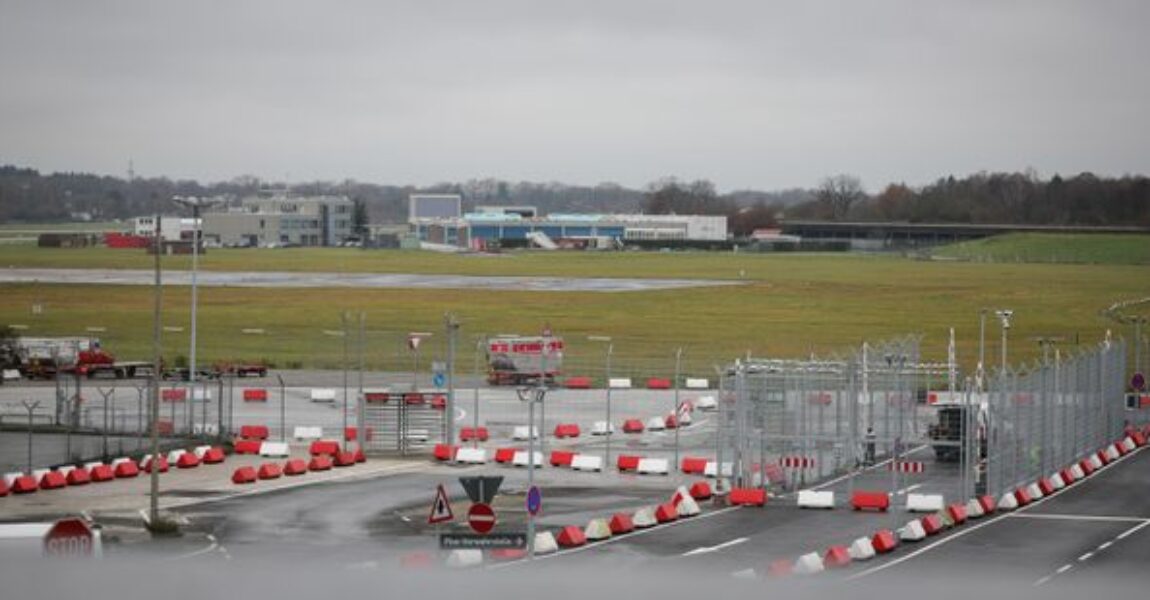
[43,518,95,557]
[467,503,497,534]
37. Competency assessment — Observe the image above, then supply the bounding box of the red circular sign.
[467,503,496,534]
[44,518,94,557]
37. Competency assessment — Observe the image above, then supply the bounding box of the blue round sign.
[433,372,446,388]
[526,485,542,516]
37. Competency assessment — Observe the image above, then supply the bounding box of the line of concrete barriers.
[412,426,1148,571]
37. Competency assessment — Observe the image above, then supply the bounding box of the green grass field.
[1,241,1144,377]
[933,233,1150,265]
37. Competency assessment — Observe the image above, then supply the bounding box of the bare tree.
[816,174,866,220]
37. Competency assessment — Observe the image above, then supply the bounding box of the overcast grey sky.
[1,1,1147,191]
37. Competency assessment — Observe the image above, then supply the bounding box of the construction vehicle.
[12,337,153,380]
[926,392,988,462]
[486,336,564,385]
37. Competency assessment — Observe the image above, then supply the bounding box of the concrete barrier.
[66,468,90,486]
[632,506,658,529]
[563,376,592,389]
[557,525,587,547]
[1088,454,1104,470]
[459,427,489,442]
[571,455,603,472]
[455,448,488,464]
[794,552,825,575]
[445,549,483,568]
[797,489,835,509]
[1105,444,1120,461]
[685,378,709,389]
[824,545,851,569]
[232,466,257,484]
[645,416,666,431]
[283,458,308,476]
[3,472,21,487]
[609,513,635,535]
[259,442,290,458]
[309,440,341,456]
[655,502,679,523]
[310,388,336,403]
[729,488,766,507]
[167,449,188,463]
[617,455,642,472]
[695,395,718,411]
[192,445,212,458]
[549,450,576,467]
[681,457,708,474]
[39,471,67,490]
[946,503,968,525]
[293,426,324,441]
[511,426,539,441]
[704,461,733,478]
[675,492,702,517]
[622,419,645,434]
[1013,487,1032,506]
[1049,472,1066,490]
[308,455,333,471]
[242,388,268,402]
[1121,436,1136,452]
[239,425,270,440]
[647,378,672,390]
[689,481,713,500]
[590,421,614,436]
[871,530,898,553]
[921,513,944,535]
[203,447,226,464]
[906,493,944,513]
[512,451,544,468]
[766,559,793,578]
[334,451,357,467]
[433,444,458,461]
[899,519,927,542]
[494,448,517,464]
[608,378,632,389]
[534,531,559,555]
[1037,478,1056,496]
[141,455,168,473]
[584,518,612,541]
[1071,464,1086,479]
[637,458,670,475]
[11,475,38,494]
[1025,482,1044,500]
[257,463,282,479]
[114,461,139,478]
[177,453,201,469]
[90,465,114,482]
[851,490,890,512]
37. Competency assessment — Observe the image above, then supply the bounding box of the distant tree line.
[2,164,1147,232]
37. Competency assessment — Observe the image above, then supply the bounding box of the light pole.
[588,336,613,464]
[978,309,988,391]
[673,347,683,469]
[276,374,286,442]
[148,198,163,527]
[444,313,459,453]
[172,195,220,436]
[472,335,486,449]
[996,309,1013,374]
[22,400,40,474]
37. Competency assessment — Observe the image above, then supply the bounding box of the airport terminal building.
[409,195,727,250]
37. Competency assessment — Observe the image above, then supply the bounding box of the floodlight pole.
[149,200,163,526]
[173,195,220,436]
[22,400,40,474]
[674,347,683,468]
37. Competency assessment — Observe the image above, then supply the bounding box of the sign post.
[43,518,97,558]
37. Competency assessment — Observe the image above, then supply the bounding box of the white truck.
[486,336,564,385]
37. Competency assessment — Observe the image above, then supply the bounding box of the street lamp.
[172,195,220,435]
[588,336,613,464]
[995,309,1014,374]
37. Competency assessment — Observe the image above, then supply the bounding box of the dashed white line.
[1115,520,1150,540]
[1055,564,1073,574]
[1078,552,1094,562]
[1097,541,1112,551]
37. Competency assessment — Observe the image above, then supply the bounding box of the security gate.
[362,392,446,455]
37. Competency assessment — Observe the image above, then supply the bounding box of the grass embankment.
[933,233,1150,265]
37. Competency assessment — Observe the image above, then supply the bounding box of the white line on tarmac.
[849,444,1146,580]
[488,505,744,569]
[892,483,922,496]
[1055,564,1072,574]
[810,444,929,492]
[681,536,748,556]
[1077,551,1094,561]
[1115,520,1150,540]
[1009,513,1150,523]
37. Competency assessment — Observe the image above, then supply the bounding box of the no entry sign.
[467,503,496,534]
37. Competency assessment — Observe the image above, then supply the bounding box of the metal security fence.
[985,338,1128,499]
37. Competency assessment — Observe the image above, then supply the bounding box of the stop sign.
[44,518,95,557]
[467,503,496,534]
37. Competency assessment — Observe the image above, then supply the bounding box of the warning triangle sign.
[428,484,454,524]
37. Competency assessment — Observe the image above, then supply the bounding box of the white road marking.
[811,444,929,492]
[681,537,748,556]
[1115,520,1150,540]
[488,505,744,569]
[1010,513,1150,523]
[1097,541,1112,550]
[892,483,922,496]
[1056,564,1073,574]
[1077,551,1094,561]
[1033,575,1053,587]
